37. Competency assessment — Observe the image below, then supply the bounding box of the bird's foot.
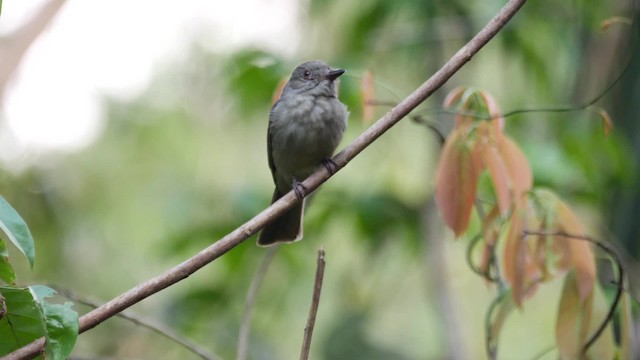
[292,179,308,199]
[321,158,339,175]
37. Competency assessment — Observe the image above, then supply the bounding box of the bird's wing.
[267,103,279,185]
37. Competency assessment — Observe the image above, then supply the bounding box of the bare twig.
[52,286,220,360]
[522,230,624,355]
[1,0,527,358]
[300,248,326,360]
[236,246,279,360]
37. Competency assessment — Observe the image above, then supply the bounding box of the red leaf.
[497,136,532,197]
[478,90,505,138]
[435,127,483,237]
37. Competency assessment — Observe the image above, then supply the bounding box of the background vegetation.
[1,0,638,358]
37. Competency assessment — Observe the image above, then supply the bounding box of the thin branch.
[236,246,279,360]
[300,248,326,360]
[51,286,220,360]
[522,230,624,355]
[1,0,528,358]
[410,115,446,145]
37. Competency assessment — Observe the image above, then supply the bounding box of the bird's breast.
[270,94,347,180]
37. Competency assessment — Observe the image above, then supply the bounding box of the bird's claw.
[292,179,308,199]
[321,158,339,175]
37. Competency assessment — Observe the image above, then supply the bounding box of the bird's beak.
[325,69,345,81]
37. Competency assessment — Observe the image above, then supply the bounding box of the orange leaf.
[555,201,596,303]
[443,87,476,128]
[435,127,483,237]
[503,200,527,306]
[478,90,505,139]
[443,86,467,108]
[481,141,511,216]
[360,70,376,124]
[556,271,594,360]
[497,136,532,197]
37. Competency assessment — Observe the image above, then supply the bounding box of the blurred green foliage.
[1,0,638,358]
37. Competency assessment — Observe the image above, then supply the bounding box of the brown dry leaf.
[271,77,288,104]
[556,271,594,360]
[555,201,596,303]
[503,200,527,306]
[497,136,533,197]
[435,126,483,237]
[360,70,376,124]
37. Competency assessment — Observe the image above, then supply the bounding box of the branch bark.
[1,0,527,358]
[299,248,326,360]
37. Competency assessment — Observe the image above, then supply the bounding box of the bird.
[257,60,348,246]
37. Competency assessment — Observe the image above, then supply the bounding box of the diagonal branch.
[1,0,527,358]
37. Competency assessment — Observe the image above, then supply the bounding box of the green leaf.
[30,285,79,360]
[0,240,16,284]
[0,286,79,359]
[0,286,47,355]
[0,196,36,267]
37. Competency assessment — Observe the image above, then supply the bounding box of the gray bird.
[258,60,348,246]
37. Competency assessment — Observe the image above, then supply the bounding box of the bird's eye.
[303,70,311,79]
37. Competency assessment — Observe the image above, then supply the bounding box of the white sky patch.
[0,0,299,157]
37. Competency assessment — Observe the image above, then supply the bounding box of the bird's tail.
[257,189,304,246]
